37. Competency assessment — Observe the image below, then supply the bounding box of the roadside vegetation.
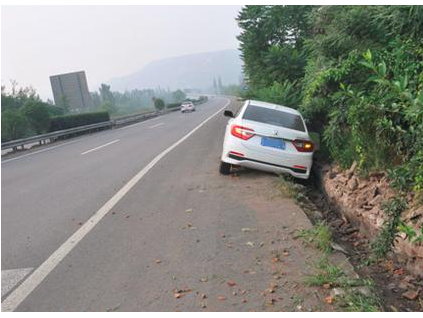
[1,81,189,142]
[238,4,423,262]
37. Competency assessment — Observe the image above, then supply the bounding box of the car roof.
[247,100,301,116]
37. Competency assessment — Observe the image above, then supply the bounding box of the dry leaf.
[324,296,334,304]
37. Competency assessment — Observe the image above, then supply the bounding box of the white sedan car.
[220,100,314,179]
[180,101,195,113]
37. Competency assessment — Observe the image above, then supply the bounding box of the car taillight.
[292,139,314,152]
[231,125,255,140]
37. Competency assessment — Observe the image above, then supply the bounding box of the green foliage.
[21,100,51,134]
[244,80,302,108]
[371,197,408,258]
[49,111,110,132]
[1,110,28,142]
[397,222,423,244]
[153,98,165,111]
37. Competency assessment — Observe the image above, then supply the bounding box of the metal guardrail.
[1,97,209,152]
[1,121,113,150]
[112,110,158,127]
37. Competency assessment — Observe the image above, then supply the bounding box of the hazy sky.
[1,5,242,99]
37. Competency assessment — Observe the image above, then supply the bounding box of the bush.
[166,103,181,109]
[1,110,28,142]
[21,100,51,134]
[49,111,110,132]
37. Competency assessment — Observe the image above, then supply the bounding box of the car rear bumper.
[221,136,313,179]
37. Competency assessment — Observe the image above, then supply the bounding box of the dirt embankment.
[318,162,423,277]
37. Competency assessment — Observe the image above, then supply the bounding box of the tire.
[219,161,231,175]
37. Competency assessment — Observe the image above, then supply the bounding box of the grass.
[305,257,344,286]
[297,222,333,253]
[277,175,298,198]
[305,257,381,311]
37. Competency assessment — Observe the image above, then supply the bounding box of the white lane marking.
[117,116,161,130]
[1,137,90,164]
[1,98,230,312]
[80,139,120,155]
[1,268,34,297]
[149,122,164,129]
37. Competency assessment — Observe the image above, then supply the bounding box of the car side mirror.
[224,110,234,118]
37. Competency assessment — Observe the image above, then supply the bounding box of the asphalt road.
[2,97,347,311]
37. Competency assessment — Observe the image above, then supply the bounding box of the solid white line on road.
[1,137,90,164]
[80,139,120,155]
[1,268,34,297]
[1,98,230,311]
[149,122,164,129]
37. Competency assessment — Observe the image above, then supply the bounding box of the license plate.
[261,137,285,150]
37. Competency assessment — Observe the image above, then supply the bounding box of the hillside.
[109,49,242,92]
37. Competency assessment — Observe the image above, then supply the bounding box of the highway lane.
[1,97,228,274]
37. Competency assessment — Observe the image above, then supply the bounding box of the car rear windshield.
[242,105,305,132]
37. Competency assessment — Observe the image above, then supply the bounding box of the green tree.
[21,100,51,134]
[99,83,115,105]
[153,98,165,111]
[1,110,28,141]
[58,94,70,114]
[172,89,186,103]
[99,101,117,115]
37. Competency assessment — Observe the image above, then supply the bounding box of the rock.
[347,177,359,191]
[402,290,419,301]
[330,242,349,255]
[331,288,346,298]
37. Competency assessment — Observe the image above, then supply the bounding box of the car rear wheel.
[219,161,231,175]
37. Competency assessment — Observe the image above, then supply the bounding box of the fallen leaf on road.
[185,209,193,213]
[272,257,279,263]
[227,281,237,287]
[199,277,208,282]
[241,299,247,303]
[173,288,193,299]
[394,268,404,275]
[283,251,290,256]
[324,296,334,304]
[241,290,247,295]
[125,215,130,219]
[155,259,162,264]
[267,298,276,306]
[200,301,207,308]
[217,296,226,301]
[246,241,254,247]
[201,294,207,299]
[323,283,331,289]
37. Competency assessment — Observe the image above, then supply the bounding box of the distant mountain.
[108,49,242,92]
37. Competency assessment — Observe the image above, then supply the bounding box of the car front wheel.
[219,161,231,175]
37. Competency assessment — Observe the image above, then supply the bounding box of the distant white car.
[181,101,195,113]
[220,100,314,179]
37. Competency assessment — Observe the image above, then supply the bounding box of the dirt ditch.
[290,162,423,312]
